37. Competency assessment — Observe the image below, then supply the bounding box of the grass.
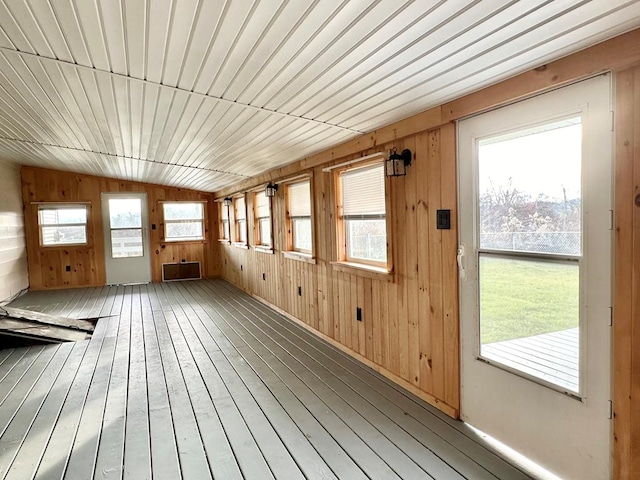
[479,256,579,344]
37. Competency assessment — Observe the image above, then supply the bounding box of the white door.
[458,75,612,480]
[102,193,151,285]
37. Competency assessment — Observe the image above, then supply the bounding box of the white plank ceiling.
[0,0,639,191]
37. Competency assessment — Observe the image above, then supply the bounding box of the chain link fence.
[480,231,581,255]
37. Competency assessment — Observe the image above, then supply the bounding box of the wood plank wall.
[219,124,460,416]
[15,28,640,477]
[614,65,640,480]
[0,161,28,301]
[22,166,219,289]
[214,29,640,477]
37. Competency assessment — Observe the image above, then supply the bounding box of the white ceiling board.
[290,0,550,121]
[4,0,54,58]
[162,0,201,88]
[346,2,640,133]
[206,0,288,98]
[260,0,424,112]
[0,0,638,192]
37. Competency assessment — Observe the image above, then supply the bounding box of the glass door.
[477,117,582,394]
[458,75,612,480]
[102,193,151,285]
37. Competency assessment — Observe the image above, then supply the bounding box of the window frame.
[161,201,206,243]
[334,161,393,272]
[233,194,248,246]
[37,203,90,247]
[218,201,231,243]
[253,189,273,250]
[284,176,314,259]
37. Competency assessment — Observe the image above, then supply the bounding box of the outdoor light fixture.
[265,182,278,197]
[385,147,413,177]
[223,197,233,207]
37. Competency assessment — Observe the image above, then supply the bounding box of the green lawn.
[479,256,579,344]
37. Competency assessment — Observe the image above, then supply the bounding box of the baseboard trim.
[247,291,459,419]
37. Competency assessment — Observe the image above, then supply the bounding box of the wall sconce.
[265,182,278,197]
[385,148,413,177]
[223,197,233,207]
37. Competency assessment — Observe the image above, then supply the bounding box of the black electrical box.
[437,209,451,229]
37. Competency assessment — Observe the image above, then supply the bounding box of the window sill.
[232,242,249,249]
[162,239,207,245]
[218,239,231,244]
[283,251,316,264]
[330,261,394,282]
[40,243,89,249]
[254,246,274,255]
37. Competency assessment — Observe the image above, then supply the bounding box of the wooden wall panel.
[614,66,640,480]
[216,35,640,466]
[22,166,219,289]
[219,124,460,416]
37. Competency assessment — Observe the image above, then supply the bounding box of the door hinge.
[608,400,613,420]
[609,307,613,327]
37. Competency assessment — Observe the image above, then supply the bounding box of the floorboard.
[482,328,579,392]
[0,280,533,480]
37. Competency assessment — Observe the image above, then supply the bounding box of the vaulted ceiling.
[0,0,639,191]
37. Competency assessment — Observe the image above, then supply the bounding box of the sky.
[478,120,582,202]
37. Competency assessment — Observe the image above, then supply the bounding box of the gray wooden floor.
[1,279,531,480]
[483,328,579,392]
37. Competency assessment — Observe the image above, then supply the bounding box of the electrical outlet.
[65,265,71,272]
[356,307,362,321]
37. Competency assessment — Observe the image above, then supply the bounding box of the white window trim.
[162,201,206,242]
[37,203,89,247]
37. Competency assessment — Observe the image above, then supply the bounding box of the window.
[38,204,88,246]
[234,195,247,244]
[254,191,272,248]
[108,197,143,258]
[219,202,230,241]
[286,180,312,253]
[162,202,205,242]
[338,163,387,266]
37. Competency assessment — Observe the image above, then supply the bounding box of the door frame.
[101,192,152,285]
[457,74,613,479]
